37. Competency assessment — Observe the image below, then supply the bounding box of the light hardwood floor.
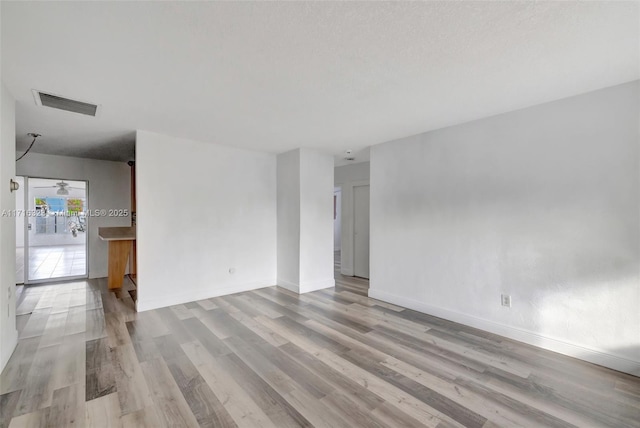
[1,278,638,428]
[334,250,370,296]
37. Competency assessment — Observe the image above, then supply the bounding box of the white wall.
[277,148,335,293]
[15,176,24,247]
[16,153,131,279]
[0,81,18,372]
[299,149,334,290]
[277,150,300,288]
[334,162,370,275]
[136,130,277,311]
[370,81,640,375]
[335,161,370,186]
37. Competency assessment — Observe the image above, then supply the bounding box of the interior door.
[353,184,370,279]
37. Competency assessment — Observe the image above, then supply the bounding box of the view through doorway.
[16,177,89,284]
[333,185,369,296]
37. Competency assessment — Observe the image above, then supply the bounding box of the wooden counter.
[99,226,136,289]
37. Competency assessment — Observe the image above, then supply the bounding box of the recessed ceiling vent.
[32,90,99,117]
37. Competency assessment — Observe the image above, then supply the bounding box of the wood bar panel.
[107,240,132,290]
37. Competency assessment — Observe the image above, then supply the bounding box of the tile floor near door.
[16,245,87,282]
[1,279,638,427]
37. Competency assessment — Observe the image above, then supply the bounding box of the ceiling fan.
[33,180,82,195]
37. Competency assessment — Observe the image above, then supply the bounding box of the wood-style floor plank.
[85,338,116,402]
[48,383,84,427]
[182,340,279,428]
[13,343,59,416]
[165,355,237,428]
[0,390,22,428]
[0,337,41,395]
[1,278,638,427]
[110,343,153,415]
[84,393,122,428]
[139,357,200,427]
[120,406,161,428]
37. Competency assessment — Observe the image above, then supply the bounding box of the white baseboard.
[369,289,640,377]
[137,279,275,312]
[277,279,300,293]
[277,278,335,294]
[300,278,335,293]
[88,272,104,280]
[340,267,354,276]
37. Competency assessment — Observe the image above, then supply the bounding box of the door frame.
[23,176,90,285]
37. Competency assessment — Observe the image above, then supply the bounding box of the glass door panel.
[26,177,88,283]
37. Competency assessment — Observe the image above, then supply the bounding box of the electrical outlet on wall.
[501,294,511,307]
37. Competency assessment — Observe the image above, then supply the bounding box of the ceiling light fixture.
[16,133,41,162]
[34,180,79,195]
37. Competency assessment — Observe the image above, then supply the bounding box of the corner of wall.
[138,279,275,312]
[0,80,18,372]
[277,280,300,294]
[299,278,335,293]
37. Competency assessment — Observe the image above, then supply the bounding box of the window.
[67,198,83,213]
[34,197,86,235]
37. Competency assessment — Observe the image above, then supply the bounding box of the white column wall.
[0,80,18,371]
[277,148,334,293]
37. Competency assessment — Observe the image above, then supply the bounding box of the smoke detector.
[344,149,355,161]
[32,90,100,117]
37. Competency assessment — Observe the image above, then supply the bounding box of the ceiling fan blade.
[33,186,58,188]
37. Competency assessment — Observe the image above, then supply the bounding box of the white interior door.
[353,184,370,279]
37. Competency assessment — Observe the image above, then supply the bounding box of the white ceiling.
[2,1,638,163]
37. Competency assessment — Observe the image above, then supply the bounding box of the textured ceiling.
[2,1,638,163]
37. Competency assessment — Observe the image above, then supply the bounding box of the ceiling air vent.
[32,90,99,117]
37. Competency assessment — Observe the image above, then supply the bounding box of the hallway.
[334,250,369,297]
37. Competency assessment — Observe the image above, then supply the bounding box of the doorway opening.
[333,179,370,296]
[18,177,89,284]
[353,183,370,279]
[334,187,342,272]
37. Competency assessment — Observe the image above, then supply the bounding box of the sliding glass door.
[25,177,89,283]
